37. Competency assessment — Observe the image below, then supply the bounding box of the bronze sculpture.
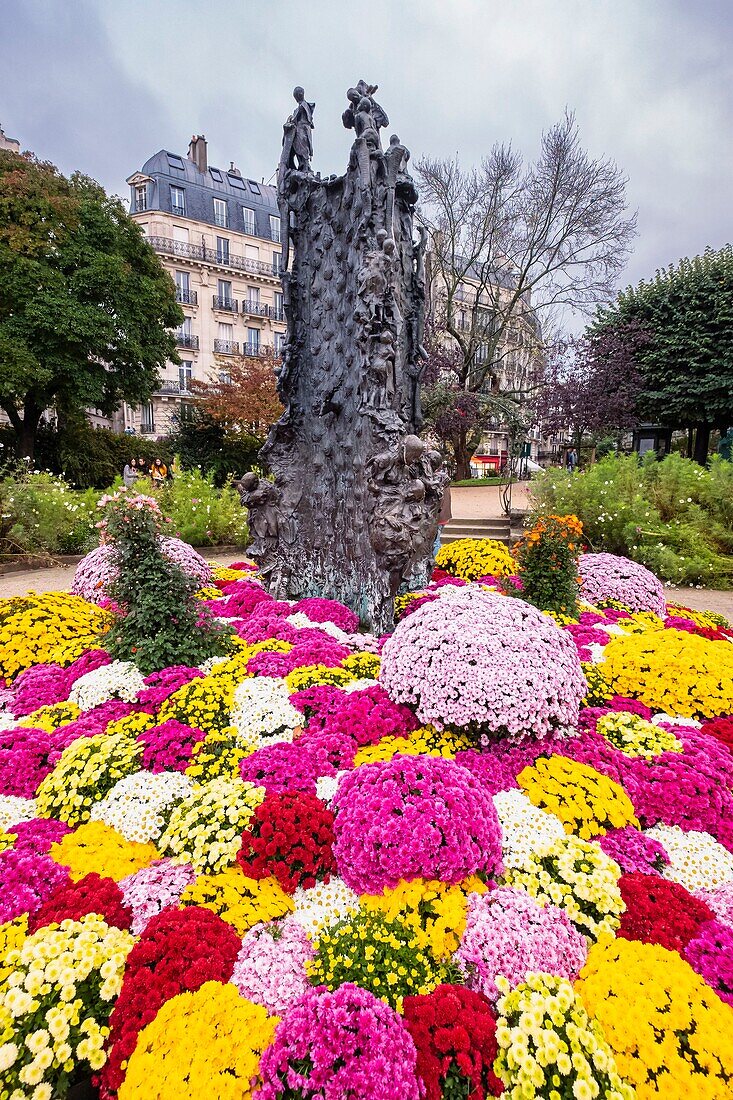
[241,82,445,632]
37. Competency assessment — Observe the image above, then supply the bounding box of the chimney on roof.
[187,134,207,173]
[229,161,242,177]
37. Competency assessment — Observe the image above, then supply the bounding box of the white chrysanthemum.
[315,772,347,805]
[90,770,194,843]
[69,660,145,711]
[230,676,302,744]
[0,714,18,732]
[291,877,359,937]
[493,788,565,870]
[342,677,379,693]
[286,612,352,644]
[0,795,36,832]
[646,825,733,892]
[650,713,702,729]
[586,642,607,665]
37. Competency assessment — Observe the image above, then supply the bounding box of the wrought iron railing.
[212,295,238,312]
[175,288,197,305]
[175,333,199,349]
[214,339,239,355]
[148,235,283,278]
[242,300,269,317]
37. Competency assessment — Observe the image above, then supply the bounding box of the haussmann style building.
[125,135,285,437]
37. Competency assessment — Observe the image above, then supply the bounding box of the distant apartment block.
[125,135,285,437]
[0,124,20,154]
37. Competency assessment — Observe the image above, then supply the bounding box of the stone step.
[440,518,513,545]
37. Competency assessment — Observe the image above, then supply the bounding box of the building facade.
[429,268,546,474]
[0,124,20,154]
[125,135,285,437]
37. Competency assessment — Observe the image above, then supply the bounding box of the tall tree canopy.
[536,321,646,458]
[417,112,637,477]
[594,245,733,463]
[0,151,182,460]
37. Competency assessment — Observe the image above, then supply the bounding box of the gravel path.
[0,551,247,600]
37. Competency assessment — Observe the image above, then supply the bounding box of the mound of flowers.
[579,551,666,614]
[602,628,733,718]
[1,524,733,1097]
[71,537,212,603]
[381,586,586,742]
[331,754,503,893]
[435,537,515,581]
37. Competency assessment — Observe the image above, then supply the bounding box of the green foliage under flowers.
[0,466,247,557]
[307,911,456,1010]
[531,452,733,586]
[103,492,233,674]
[0,469,99,555]
[134,468,248,547]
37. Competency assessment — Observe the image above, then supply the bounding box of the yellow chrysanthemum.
[436,537,515,581]
[576,937,733,1099]
[517,756,638,839]
[49,821,158,881]
[180,866,292,935]
[360,876,487,957]
[0,593,112,683]
[602,628,733,718]
[118,981,277,1100]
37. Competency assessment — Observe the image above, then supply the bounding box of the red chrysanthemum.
[701,716,733,753]
[97,906,241,1099]
[403,984,503,1100]
[237,790,337,893]
[617,872,714,953]
[27,873,133,934]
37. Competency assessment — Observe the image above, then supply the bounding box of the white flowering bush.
[646,824,733,892]
[230,677,303,745]
[493,789,566,871]
[290,877,360,937]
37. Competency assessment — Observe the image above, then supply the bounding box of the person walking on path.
[123,458,138,489]
[150,458,168,489]
[566,448,578,472]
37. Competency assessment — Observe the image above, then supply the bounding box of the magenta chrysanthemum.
[257,983,421,1100]
[332,754,503,893]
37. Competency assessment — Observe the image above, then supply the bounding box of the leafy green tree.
[0,151,182,461]
[594,246,733,463]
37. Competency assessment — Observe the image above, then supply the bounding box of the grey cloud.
[2,0,732,301]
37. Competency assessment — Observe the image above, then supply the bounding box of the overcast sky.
[2,0,732,307]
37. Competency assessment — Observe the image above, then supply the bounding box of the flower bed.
[0,543,732,1098]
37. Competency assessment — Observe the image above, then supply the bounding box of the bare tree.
[417,112,637,477]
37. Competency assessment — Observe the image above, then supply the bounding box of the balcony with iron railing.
[212,295,238,313]
[175,288,198,306]
[155,380,190,396]
[148,235,283,279]
[241,300,269,318]
[175,332,199,350]
[214,339,239,355]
